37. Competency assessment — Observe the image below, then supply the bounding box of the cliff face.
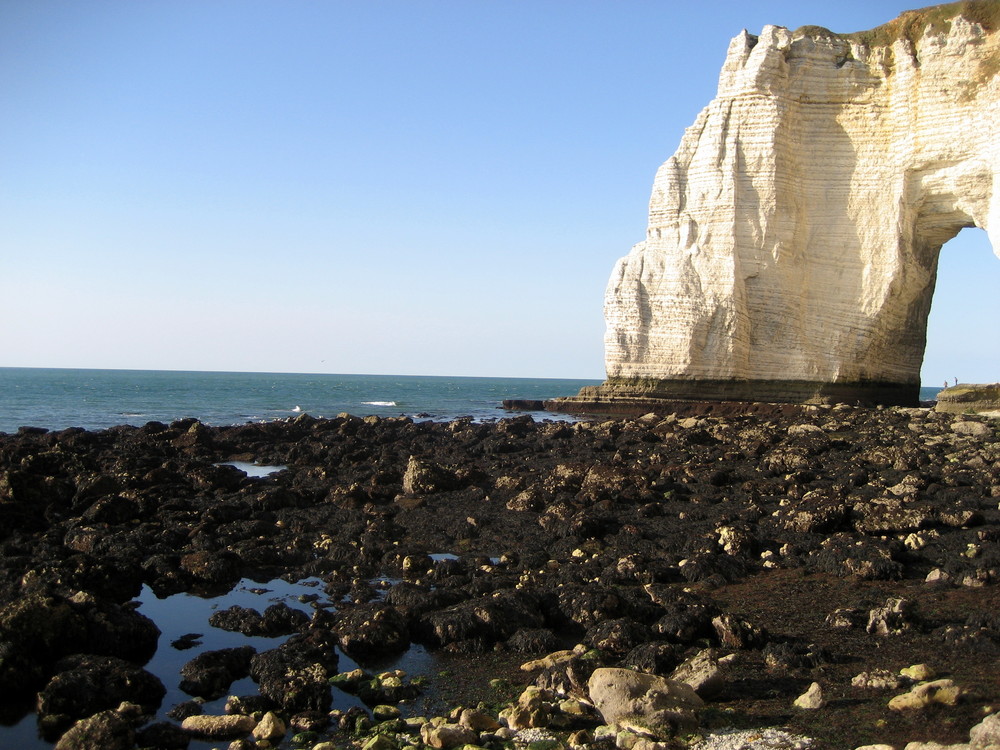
[600,3,1000,405]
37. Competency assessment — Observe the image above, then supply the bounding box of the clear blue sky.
[1,0,997,383]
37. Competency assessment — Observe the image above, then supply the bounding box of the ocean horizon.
[0,367,605,435]
[0,367,946,435]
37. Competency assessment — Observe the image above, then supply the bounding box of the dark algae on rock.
[0,406,999,748]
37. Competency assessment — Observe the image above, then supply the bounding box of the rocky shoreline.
[1,405,999,750]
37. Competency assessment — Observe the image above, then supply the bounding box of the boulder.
[37,655,165,739]
[969,712,1000,749]
[669,648,726,700]
[335,604,410,658]
[419,721,477,749]
[208,603,309,636]
[888,679,965,711]
[793,682,825,709]
[179,646,256,700]
[249,629,339,712]
[402,456,461,495]
[181,714,257,738]
[587,667,704,738]
[54,702,144,750]
[252,711,286,741]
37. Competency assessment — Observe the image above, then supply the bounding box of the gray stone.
[669,648,726,700]
[181,714,257,738]
[587,667,704,738]
[969,711,1000,749]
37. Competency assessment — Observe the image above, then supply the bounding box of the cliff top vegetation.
[793,0,1000,47]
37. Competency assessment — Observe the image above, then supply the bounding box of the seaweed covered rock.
[38,656,165,739]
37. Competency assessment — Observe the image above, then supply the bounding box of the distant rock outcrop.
[936,382,1000,414]
[566,2,1000,410]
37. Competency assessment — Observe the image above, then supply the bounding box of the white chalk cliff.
[596,4,1000,405]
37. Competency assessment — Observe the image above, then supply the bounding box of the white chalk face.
[604,19,1000,396]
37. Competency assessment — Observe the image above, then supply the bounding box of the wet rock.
[775,496,849,534]
[711,614,767,649]
[793,682,825,709]
[420,720,477,749]
[0,592,86,696]
[249,629,338,712]
[851,669,907,690]
[402,456,462,495]
[534,650,605,701]
[166,701,203,721]
[500,685,557,730]
[208,603,309,636]
[179,646,256,700]
[813,537,904,580]
[179,550,242,588]
[37,655,166,739]
[678,552,747,584]
[335,603,410,658]
[951,420,992,438]
[888,679,965,710]
[459,707,501,732]
[826,607,866,629]
[853,498,935,534]
[181,713,257,738]
[866,598,918,636]
[252,710,286,741]
[621,642,683,677]
[969,712,1000,748]
[901,663,936,681]
[587,667,704,738]
[417,590,542,649]
[134,721,191,750]
[669,648,726,700]
[224,694,276,716]
[356,671,420,705]
[54,701,144,750]
[361,734,398,750]
[763,641,830,670]
[508,628,562,654]
[553,585,625,628]
[647,593,717,644]
[585,617,651,655]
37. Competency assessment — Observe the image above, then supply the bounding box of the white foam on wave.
[362,401,397,406]
[291,405,302,412]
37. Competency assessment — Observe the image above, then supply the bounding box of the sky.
[1,0,997,383]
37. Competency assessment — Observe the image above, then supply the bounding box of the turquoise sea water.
[0,368,945,435]
[0,368,603,434]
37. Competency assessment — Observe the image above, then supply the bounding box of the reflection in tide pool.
[216,461,287,477]
[1,577,438,750]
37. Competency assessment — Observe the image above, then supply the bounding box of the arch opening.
[920,227,1000,392]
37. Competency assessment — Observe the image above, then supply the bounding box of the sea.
[0,367,946,435]
[0,367,604,435]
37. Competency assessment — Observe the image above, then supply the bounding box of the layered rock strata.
[567,2,1000,409]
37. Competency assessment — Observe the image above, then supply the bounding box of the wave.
[362,401,397,407]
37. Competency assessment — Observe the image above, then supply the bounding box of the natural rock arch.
[923,226,998,384]
[571,3,1000,409]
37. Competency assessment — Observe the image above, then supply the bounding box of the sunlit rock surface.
[576,3,1000,408]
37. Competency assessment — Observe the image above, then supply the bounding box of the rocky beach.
[1,405,999,750]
